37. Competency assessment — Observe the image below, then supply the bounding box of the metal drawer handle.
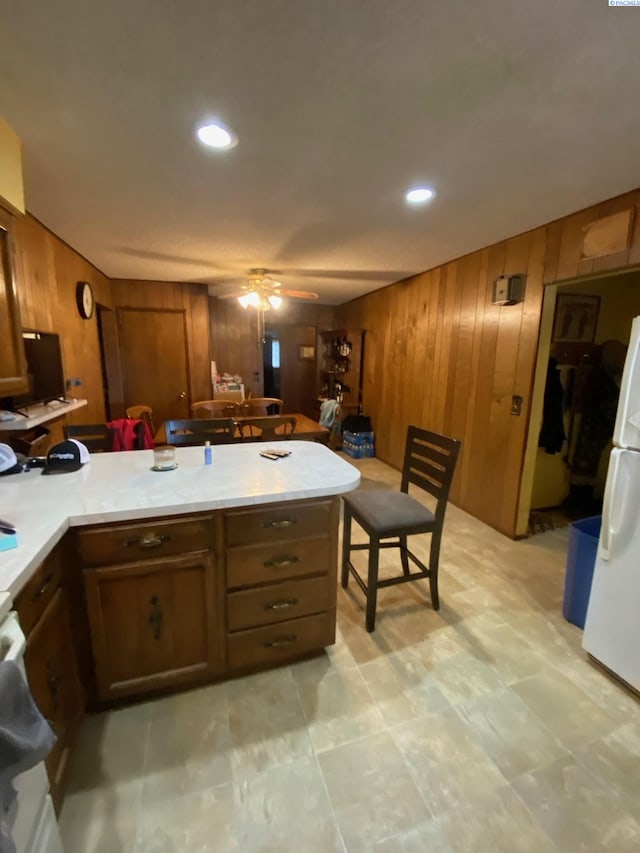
[32,573,54,601]
[125,534,172,549]
[264,519,298,529]
[263,556,300,569]
[264,598,298,611]
[263,634,297,648]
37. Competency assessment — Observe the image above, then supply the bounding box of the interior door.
[118,308,190,428]
[267,324,317,418]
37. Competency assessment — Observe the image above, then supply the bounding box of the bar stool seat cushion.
[344,491,436,537]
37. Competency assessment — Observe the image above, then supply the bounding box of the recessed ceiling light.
[196,122,238,150]
[405,186,436,205]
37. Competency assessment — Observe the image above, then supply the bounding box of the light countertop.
[0,441,360,598]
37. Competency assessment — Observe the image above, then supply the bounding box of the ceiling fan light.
[238,294,251,308]
[268,295,282,310]
[246,291,261,308]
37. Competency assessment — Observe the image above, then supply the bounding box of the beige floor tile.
[234,758,344,852]
[142,682,231,804]
[59,782,141,853]
[574,719,640,821]
[390,710,506,815]
[373,820,453,852]
[513,754,640,851]
[318,730,430,852]
[359,647,450,726]
[512,668,620,750]
[428,649,505,705]
[455,622,548,684]
[135,783,235,852]
[227,667,312,780]
[554,654,640,724]
[64,701,152,793]
[437,785,556,852]
[289,625,359,682]
[455,686,568,779]
[295,665,387,752]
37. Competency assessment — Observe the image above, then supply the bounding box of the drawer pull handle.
[264,598,298,611]
[126,534,172,549]
[263,556,299,569]
[264,519,298,529]
[263,634,297,649]
[32,573,54,601]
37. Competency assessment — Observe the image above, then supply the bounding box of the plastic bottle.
[204,440,212,465]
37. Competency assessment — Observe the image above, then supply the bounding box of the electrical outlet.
[511,395,523,416]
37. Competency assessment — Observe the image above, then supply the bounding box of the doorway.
[264,324,317,417]
[519,269,640,536]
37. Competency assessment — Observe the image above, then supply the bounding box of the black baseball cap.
[42,439,90,475]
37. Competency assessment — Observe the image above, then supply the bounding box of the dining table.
[154,412,329,445]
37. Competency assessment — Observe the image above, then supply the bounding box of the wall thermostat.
[492,274,525,306]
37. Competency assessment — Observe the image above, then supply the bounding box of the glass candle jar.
[153,445,176,470]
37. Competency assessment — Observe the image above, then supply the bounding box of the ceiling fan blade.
[278,288,319,300]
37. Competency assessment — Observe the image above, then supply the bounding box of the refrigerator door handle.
[599,450,627,562]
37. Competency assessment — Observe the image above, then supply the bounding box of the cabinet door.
[84,551,222,701]
[0,208,27,395]
[24,587,84,812]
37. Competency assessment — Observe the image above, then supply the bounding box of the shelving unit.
[317,330,364,445]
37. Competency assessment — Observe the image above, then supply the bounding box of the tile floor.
[59,456,640,852]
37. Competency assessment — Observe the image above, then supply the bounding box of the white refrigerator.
[583,315,640,692]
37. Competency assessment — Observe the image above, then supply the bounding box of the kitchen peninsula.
[2,440,359,692]
[0,440,359,812]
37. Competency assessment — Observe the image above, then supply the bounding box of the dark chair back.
[240,415,296,441]
[164,418,235,446]
[64,424,112,453]
[401,425,461,522]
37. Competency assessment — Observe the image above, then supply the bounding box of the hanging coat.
[538,358,566,454]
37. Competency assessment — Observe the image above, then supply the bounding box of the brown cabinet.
[80,514,223,702]
[0,208,27,396]
[15,544,83,813]
[224,497,339,672]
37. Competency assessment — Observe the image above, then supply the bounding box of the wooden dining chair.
[126,405,155,436]
[63,424,113,453]
[240,415,297,441]
[191,400,241,419]
[241,398,284,416]
[164,418,236,446]
[341,425,461,632]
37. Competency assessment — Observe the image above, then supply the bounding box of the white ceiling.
[1,1,639,305]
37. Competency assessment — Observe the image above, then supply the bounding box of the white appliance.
[583,315,640,692]
[0,593,63,853]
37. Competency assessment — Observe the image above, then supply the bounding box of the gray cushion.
[344,490,436,537]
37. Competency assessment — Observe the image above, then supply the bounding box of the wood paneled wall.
[110,279,211,407]
[14,214,113,440]
[209,297,335,398]
[338,190,640,537]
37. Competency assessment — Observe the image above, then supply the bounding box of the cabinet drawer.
[15,546,64,635]
[226,536,331,589]
[227,576,331,632]
[77,515,214,566]
[227,612,334,671]
[224,499,332,547]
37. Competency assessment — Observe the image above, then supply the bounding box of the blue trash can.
[562,515,601,628]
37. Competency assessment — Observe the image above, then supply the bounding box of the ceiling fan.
[216,269,319,310]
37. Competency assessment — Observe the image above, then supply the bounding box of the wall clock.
[76,281,94,319]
